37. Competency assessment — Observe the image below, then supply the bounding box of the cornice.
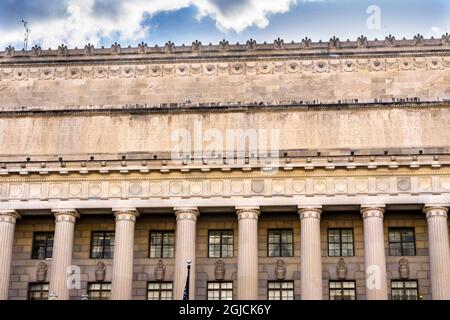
[0,100,449,116]
[0,154,448,179]
[1,34,449,64]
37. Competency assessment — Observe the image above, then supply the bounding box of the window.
[267,281,294,300]
[31,232,54,260]
[329,281,356,300]
[328,229,354,257]
[267,229,293,257]
[391,280,419,300]
[28,283,49,300]
[207,282,233,300]
[87,282,111,300]
[208,230,233,258]
[147,282,173,300]
[389,228,416,256]
[90,232,115,259]
[149,231,175,258]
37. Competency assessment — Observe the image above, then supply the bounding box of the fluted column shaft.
[423,206,450,300]
[49,209,79,300]
[299,207,322,300]
[237,207,260,300]
[361,206,387,300]
[0,210,20,300]
[111,208,139,300]
[174,207,199,300]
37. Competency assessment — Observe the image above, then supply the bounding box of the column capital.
[174,207,199,221]
[113,208,139,222]
[0,210,21,223]
[51,209,79,223]
[298,206,322,220]
[236,207,260,221]
[423,205,448,219]
[361,206,385,219]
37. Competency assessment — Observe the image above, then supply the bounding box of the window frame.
[267,229,294,257]
[148,230,176,258]
[207,281,234,300]
[87,282,112,300]
[327,228,355,257]
[147,281,173,300]
[28,282,49,300]
[328,280,357,300]
[267,281,295,300]
[90,231,115,259]
[391,280,419,300]
[208,229,234,258]
[31,231,54,260]
[388,227,416,256]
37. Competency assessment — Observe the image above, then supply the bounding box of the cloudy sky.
[0,0,449,50]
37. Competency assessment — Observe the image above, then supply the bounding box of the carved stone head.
[36,262,48,282]
[155,260,166,282]
[336,258,347,280]
[275,260,286,280]
[95,261,106,282]
[215,260,225,281]
[398,258,410,279]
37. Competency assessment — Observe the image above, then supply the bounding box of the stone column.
[0,210,21,300]
[361,206,387,300]
[49,209,79,300]
[236,206,260,300]
[173,207,199,300]
[111,208,139,300]
[423,205,450,300]
[299,207,323,300]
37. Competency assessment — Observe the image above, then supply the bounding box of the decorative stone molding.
[174,207,199,221]
[336,258,347,280]
[95,261,106,282]
[275,260,286,280]
[155,260,166,281]
[51,209,79,223]
[398,258,410,279]
[113,208,139,222]
[236,207,260,220]
[1,170,450,208]
[0,210,21,223]
[423,205,448,218]
[214,260,225,281]
[361,206,385,219]
[2,55,449,83]
[36,262,48,282]
[298,207,322,220]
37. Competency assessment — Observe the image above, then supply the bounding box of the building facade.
[0,35,450,300]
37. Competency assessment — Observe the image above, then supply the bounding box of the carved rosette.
[423,206,448,219]
[236,207,260,221]
[298,207,321,220]
[174,207,199,221]
[0,210,21,224]
[361,206,385,219]
[113,208,139,222]
[52,209,79,223]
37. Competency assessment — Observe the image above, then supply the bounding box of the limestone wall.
[0,106,449,159]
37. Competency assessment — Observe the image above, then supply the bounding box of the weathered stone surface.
[0,107,449,158]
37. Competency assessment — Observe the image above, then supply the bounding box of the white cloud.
[0,0,299,49]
